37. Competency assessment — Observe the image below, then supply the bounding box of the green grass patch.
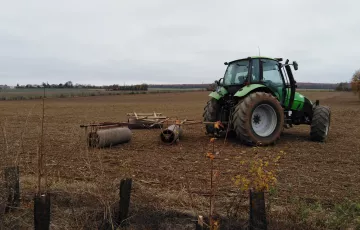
[289,198,360,229]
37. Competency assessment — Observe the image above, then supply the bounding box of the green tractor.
[203,56,331,146]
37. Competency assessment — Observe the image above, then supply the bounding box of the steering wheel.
[237,75,247,83]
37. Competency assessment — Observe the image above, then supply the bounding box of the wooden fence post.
[4,166,20,212]
[118,178,132,227]
[249,190,267,230]
[195,215,204,230]
[34,193,51,230]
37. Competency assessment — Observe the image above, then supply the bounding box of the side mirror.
[293,61,298,71]
[216,77,224,86]
[224,62,228,65]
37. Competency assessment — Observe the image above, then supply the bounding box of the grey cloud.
[0,0,360,85]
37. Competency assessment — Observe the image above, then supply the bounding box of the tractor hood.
[284,91,310,111]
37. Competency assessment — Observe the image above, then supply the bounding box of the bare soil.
[0,91,359,229]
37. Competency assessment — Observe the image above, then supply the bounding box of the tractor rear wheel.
[310,105,331,142]
[232,92,284,146]
[203,98,219,134]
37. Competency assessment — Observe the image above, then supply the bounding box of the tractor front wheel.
[232,92,284,146]
[310,105,331,142]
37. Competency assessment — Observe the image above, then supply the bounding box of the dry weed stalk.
[17,104,36,167]
[205,137,221,230]
[74,134,119,227]
[2,118,9,157]
[179,142,197,217]
[1,104,36,171]
[37,87,46,194]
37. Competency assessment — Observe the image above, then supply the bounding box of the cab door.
[260,59,286,105]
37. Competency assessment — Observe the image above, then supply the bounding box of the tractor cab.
[215,57,298,110]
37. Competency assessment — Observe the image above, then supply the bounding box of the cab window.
[262,59,283,85]
[223,60,249,85]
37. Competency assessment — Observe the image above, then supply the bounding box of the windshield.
[223,60,249,85]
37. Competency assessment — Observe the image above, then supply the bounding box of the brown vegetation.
[0,91,359,229]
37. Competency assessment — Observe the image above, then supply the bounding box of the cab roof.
[226,56,282,65]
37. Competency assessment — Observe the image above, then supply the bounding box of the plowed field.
[0,91,359,229]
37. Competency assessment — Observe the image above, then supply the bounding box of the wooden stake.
[34,193,51,230]
[119,178,132,226]
[249,190,267,230]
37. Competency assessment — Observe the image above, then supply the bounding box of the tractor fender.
[234,84,269,98]
[209,87,228,100]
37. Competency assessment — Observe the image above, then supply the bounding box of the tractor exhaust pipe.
[285,59,296,110]
[160,125,183,144]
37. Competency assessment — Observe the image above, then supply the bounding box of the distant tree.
[335,82,350,91]
[141,83,148,91]
[42,82,48,88]
[65,81,73,88]
[351,69,360,99]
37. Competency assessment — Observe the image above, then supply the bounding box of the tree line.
[9,78,360,96]
[15,81,99,89]
[13,81,149,90]
[104,84,148,91]
[335,82,351,91]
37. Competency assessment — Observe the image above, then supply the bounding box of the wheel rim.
[251,104,277,137]
[325,124,329,136]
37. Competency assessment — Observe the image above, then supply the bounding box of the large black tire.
[310,105,331,142]
[232,92,284,146]
[203,98,219,134]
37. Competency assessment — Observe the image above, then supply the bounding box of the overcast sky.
[0,0,359,85]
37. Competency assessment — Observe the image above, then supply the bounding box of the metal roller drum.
[88,127,132,148]
[160,125,183,144]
